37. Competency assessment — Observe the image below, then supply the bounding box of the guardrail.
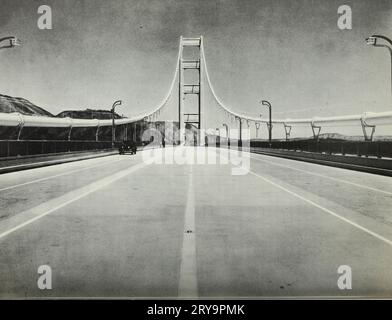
[2,110,392,142]
[250,140,392,159]
[0,140,115,158]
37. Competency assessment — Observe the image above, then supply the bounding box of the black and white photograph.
[0,0,392,303]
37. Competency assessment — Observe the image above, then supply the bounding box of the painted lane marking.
[216,148,392,247]
[249,170,392,247]
[0,161,148,240]
[178,165,198,297]
[250,153,392,196]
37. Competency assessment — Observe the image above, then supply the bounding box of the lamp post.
[366,35,392,101]
[222,123,229,147]
[237,117,242,148]
[111,100,122,148]
[0,36,21,50]
[260,100,272,147]
[216,128,221,147]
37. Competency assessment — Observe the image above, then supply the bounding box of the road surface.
[0,146,392,298]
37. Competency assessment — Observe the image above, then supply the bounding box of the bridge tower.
[179,36,203,144]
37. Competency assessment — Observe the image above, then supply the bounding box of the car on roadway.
[119,140,137,155]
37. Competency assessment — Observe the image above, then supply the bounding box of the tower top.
[181,37,202,47]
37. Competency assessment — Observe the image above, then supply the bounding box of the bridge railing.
[0,140,116,158]
[0,120,174,158]
[250,140,392,159]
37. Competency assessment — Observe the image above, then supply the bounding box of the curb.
[250,148,392,177]
[0,151,118,175]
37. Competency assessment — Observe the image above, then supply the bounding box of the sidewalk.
[0,149,117,174]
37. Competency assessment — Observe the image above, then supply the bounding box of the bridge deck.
[0,147,391,298]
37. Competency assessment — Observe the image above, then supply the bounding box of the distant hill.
[0,94,54,117]
[252,132,392,142]
[317,133,392,142]
[0,94,124,120]
[57,109,123,120]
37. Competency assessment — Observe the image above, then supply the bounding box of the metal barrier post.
[95,125,100,142]
[311,121,321,141]
[283,123,292,141]
[361,117,376,142]
[377,142,381,159]
[68,126,72,141]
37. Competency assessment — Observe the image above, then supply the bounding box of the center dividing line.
[249,153,392,196]
[0,161,148,240]
[248,170,392,247]
[0,156,125,192]
[178,165,198,297]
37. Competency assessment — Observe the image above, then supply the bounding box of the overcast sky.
[0,0,391,120]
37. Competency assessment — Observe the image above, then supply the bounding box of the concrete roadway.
[0,146,392,298]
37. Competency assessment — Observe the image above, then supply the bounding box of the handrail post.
[283,123,292,141]
[311,121,321,141]
[360,116,376,141]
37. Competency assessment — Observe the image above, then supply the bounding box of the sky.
[0,0,391,123]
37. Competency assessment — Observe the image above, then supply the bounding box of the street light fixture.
[365,34,392,100]
[366,36,377,46]
[0,36,21,50]
[260,100,272,148]
[111,100,122,148]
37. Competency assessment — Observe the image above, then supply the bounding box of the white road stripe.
[0,161,148,240]
[250,153,392,196]
[178,165,198,297]
[216,149,392,247]
[0,157,124,192]
[249,170,392,247]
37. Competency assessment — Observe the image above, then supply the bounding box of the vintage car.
[119,141,137,155]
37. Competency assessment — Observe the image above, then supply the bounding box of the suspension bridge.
[2,36,392,144]
[1,36,392,298]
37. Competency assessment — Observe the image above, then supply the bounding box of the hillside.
[317,133,392,142]
[0,94,123,119]
[252,132,392,142]
[57,109,123,119]
[0,94,54,117]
